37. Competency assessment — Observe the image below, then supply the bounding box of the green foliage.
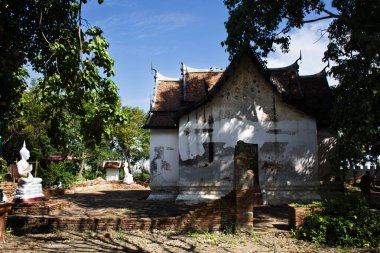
[39,162,77,188]
[85,137,120,171]
[81,168,104,181]
[114,106,150,173]
[0,156,7,171]
[223,0,380,163]
[222,224,237,235]
[0,0,125,150]
[2,86,57,162]
[289,201,323,208]
[133,169,150,184]
[223,0,330,58]
[0,156,8,181]
[294,195,380,247]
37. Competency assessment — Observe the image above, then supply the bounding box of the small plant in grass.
[190,229,220,245]
[222,224,236,235]
[289,201,323,208]
[294,195,380,247]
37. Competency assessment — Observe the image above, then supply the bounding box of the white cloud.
[93,12,197,40]
[125,12,198,39]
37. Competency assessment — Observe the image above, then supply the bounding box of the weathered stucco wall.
[317,128,337,182]
[177,55,320,205]
[147,129,179,201]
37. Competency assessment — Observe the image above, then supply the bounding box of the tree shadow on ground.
[5,230,200,253]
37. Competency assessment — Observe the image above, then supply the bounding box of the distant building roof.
[144,49,332,129]
[45,154,91,161]
[102,161,122,169]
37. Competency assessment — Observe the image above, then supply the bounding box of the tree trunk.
[78,151,85,178]
[124,150,132,174]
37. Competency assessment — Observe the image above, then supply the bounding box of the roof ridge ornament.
[151,62,157,76]
[154,71,180,82]
[297,50,302,64]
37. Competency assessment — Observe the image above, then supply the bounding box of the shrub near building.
[294,195,380,247]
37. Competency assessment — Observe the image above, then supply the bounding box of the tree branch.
[307,1,341,20]
[78,0,83,66]
[302,15,337,24]
[320,7,340,18]
[35,2,51,45]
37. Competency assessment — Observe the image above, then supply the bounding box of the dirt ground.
[2,229,377,253]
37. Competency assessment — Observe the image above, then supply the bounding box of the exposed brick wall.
[288,206,310,229]
[179,192,236,231]
[10,200,72,216]
[43,188,65,198]
[0,182,17,202]
[8,192,236,233]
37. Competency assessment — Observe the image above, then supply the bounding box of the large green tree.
[223,0,380,163]
[0,0,124,152]
[114,106,149,174]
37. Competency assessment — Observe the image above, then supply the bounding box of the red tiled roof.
[144,68,223,128]
[144,49,332,129]
[269,61,304,100]
[152,80,183,111]
[103,161,121,169]
[184,72,224,102]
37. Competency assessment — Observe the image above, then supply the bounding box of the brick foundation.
[288,206,311,229]
[8,192,235,233]
[10,200,72,216]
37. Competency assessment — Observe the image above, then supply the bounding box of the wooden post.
[13,160,17,183]
[34,160,38,177]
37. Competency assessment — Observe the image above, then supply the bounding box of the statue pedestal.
[14,197,44,204]
[14,179,44,204]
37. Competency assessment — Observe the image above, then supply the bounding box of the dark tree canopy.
[0,0,124,150]
[223,0,380,163]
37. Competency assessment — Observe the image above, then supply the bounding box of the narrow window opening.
[208,142,214,163]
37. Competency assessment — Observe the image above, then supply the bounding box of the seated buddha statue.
[17,142,42,184]
[15,142,44,202]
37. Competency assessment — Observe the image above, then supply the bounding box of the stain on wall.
[151,146,171,174]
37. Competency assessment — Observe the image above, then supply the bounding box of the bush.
[39,162,77,188]
[82,168,104,180]
[294,195,380,247]
[0,156,9,181]
[133,169,150,184]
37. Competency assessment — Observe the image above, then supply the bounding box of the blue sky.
[82,0,332,112]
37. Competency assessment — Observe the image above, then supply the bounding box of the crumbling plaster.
[177,55,320,205]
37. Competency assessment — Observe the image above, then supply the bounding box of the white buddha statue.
[123,161,134,185]
[15,141,44,202]
[17,141,42,183]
